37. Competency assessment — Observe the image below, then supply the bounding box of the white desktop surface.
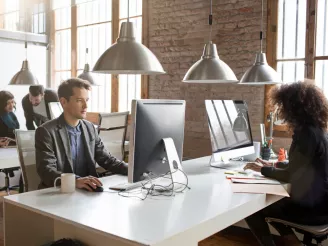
[0,148,20,169]
[4,156,283,246]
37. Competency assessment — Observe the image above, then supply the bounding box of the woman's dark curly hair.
[0,90,15,115]
[270,82,328,130]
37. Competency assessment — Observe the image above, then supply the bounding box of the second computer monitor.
[128,99,186,183]
[205,100,254,165]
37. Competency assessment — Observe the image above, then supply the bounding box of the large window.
[118,0,142,112]
[276,0,306,83]
[0,0,20,31]
[315,0,328,95]
[53,1,71,87]
[266,0,328,135]
[52,0,146,113]
[32,2,46,34]
[76,0,112,112]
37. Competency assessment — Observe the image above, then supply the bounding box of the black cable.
[117,168,190,201]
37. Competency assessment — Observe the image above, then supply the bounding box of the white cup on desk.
[54,173,76,193]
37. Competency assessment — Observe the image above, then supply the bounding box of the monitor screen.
[205,100,253,154]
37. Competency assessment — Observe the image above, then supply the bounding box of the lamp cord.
[86,48,88,65]
[260,0,263,53]
[209,0,213,42]
[127,0,130,22]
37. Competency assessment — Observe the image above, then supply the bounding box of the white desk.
[0,148,20,169]
[4,156,282,246]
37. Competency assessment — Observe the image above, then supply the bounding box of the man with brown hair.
[22,85,59,130]
[35,78,128,191]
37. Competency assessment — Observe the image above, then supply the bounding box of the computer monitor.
[48,102,63,120]
[205,100,254,166]
[128,99,186,183]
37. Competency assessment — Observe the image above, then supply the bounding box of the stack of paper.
[231,183,290,197]
[230,178,281,185]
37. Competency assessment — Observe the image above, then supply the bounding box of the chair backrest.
[86,112,102,126]
[99,112,129,160]
[48,102,63,120]
[15,130,40,192]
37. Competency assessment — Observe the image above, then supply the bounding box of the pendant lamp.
[182,0,237,83]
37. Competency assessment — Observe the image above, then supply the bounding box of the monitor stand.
[161,138,186,191]
[209,154,245,171]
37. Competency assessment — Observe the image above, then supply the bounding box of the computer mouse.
[84,184,104,192]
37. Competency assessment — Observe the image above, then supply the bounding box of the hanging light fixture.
[78,48,98,85]
[93,0,165,75]
[239,0,281,85]
[182,0,237,83]
[9,41,39,85]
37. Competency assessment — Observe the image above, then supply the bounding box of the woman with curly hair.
[244,82,328,246]
[0,90,19,145]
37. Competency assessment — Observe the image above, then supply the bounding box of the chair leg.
[302,233,313,245]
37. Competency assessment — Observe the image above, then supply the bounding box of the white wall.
[0,38,47,130]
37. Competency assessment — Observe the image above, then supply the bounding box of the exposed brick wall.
[148,0,290,158]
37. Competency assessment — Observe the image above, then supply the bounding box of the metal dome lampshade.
[239,0,281,85]
[182,0,237,83]
[78,48,98,85]
[183,41,237,83]
[78,64,97,85]
[9,42,39,85]
[93,0,165,75]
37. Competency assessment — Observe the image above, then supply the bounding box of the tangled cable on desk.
[117,168,191,200]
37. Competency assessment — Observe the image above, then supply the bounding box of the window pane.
[277,0,307,59]
[55,7,71,30]
[33,14,39,33]
[55,71,71,88]
[119,0,142,19]
[52,0,71,10]
[119,75,141,112]
[4,12,19,31]
[277,61,305,83]
[77,22,112,69]
[5,0,19,12]
[316,0,328,56]
[55,29,71,70]
[315,60,328,96]
[77,0,112,26]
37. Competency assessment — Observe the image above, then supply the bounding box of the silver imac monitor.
[205,100,254,167]
[128,99,186,183]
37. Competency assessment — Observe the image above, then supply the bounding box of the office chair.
[99,111,129,161]
[266,217,328,246]
[15,130,40,192]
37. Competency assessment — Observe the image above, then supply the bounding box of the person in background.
[35,78,128,191]
[22,85,59,130]
[0,91,19,143]
[0,137,11,147]
[244,82,328,246]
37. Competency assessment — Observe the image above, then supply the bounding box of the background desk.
[4,156,283,246]
[0,148,21,190]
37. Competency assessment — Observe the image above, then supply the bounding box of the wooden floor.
[0,191,279,246]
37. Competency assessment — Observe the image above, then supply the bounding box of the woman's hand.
[255,158,273,167]
[0,138,10,148]
[244,162,263,172]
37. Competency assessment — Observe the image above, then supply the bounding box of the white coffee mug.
[54,173,76,193]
